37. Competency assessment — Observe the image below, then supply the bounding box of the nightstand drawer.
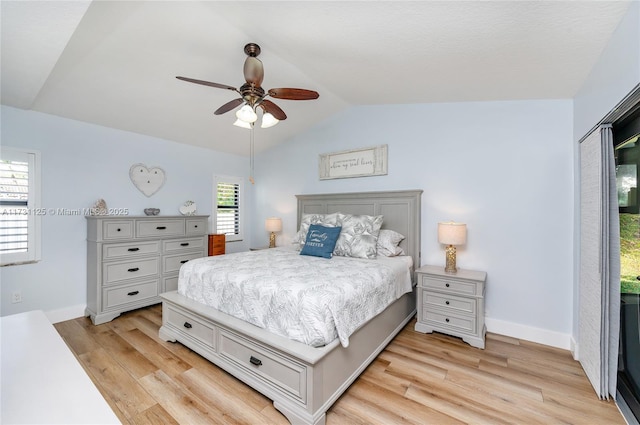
[421,276,478,296]
[103,281,158,309]
[423,309,476,334]
[103,258,159,285]
[423,291,476,315]
[103,241,160,260]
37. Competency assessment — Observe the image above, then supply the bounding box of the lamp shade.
[261,112,279,128]
[236,104,257,123]
[265,217,282,232]
[233,118,252,129]
[438,222,467,245]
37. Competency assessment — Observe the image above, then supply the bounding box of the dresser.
[86,215,209,325]
[414,265,487,349]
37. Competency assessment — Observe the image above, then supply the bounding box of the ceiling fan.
[176,43,319,128]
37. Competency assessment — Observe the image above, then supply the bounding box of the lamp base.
[269,232,276,248]
[444,244,457,274]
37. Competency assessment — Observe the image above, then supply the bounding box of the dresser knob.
[250,356,262,366]
[127,291,139,296]
[117,228,121,232]
[183,322,192,329]
[445,318,450,323]
[180,242,189,246]
[127,267,139,272]
[445,283,450,287]
[180,260,189,264]
[128,247,140,252]
[445,301,450,305]
[156,226,167,230]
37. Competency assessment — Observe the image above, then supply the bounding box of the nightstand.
[415,265,487,349]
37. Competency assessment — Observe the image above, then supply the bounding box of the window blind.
[216,181,240,237]
[0,157,29,254]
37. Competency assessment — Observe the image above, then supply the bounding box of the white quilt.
[177,248,412,347]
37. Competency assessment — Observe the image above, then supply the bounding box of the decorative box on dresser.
[415,265,487,349]
[86,215,209,325]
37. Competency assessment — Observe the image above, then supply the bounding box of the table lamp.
[265,217,282,248]
[438,222,467,274]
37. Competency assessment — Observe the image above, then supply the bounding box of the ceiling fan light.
[261,112,279,128]
[233,118,252,129]
[236,104,257,123]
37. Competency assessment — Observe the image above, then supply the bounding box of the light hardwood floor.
[55,304,625,424]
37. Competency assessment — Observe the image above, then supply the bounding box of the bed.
[159,189,422,425]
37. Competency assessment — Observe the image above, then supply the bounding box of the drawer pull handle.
[127,267,139,272]
[445,301,450,305]
[445,318,450,323]
[128,247,140,252]
[249,356,262,366]
[183,322,192,329]
[127,291,139,296]
[445,283,450,287]
[117,228,121,232]
[156,226,167,230]
[180,243,189,246]
[180,260,189,264]
[194,225,198,228]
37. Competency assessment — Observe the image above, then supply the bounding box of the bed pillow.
[376,229,406,257]
[300,224,342,259]
[292,213,340,248]
[333,214,384,259]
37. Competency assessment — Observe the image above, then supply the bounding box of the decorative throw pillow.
[333,214,384,259]
[376,229,406,257]
[292,213,340,248]
[300,224,342,259]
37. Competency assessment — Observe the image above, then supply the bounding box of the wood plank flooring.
[54,304,625,424]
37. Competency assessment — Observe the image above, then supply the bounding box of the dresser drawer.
[136,220,184,238]
[163,252,204,274]
[165,305,216,349]
[186,218,207,235]
[219,330,306,402]
[103,281,158,309]
[421,276,478,296]
[422,290,476,315]
[102,241,160,260]
[163,276,179,292]
[423,309,477,334]
[103,258,159,285]
[163,237,204,253]
[102,220,133,240]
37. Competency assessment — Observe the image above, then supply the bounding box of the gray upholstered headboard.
[296,190,423,274]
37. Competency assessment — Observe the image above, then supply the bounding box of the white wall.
[0,105,251,320]
[253,99,575,348]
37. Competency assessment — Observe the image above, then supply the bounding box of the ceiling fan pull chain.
[249,124,255,185]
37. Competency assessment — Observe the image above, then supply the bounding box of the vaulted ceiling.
[1,1,632,156]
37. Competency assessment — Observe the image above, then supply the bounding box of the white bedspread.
[177,248,413,347]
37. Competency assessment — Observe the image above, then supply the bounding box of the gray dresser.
[415,265,487,349]
[86,215,209,325]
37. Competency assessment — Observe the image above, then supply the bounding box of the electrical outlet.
[11,291,22,303]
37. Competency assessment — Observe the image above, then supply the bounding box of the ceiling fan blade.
[176,76,238,92]
[243,57,264,86]
[268,88,319,100]
[261,99,287,120]
[214,98,244,115]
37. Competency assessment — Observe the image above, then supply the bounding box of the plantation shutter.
[0,148,41,265]
[216,180,241,240]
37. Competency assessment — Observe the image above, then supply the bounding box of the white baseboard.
[486,317,572,350]
[45,304,86,324]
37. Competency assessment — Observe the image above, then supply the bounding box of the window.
[214,175,243,242]
[0,148,41,265]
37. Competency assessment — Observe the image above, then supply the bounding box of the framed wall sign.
[319,145,388,180]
